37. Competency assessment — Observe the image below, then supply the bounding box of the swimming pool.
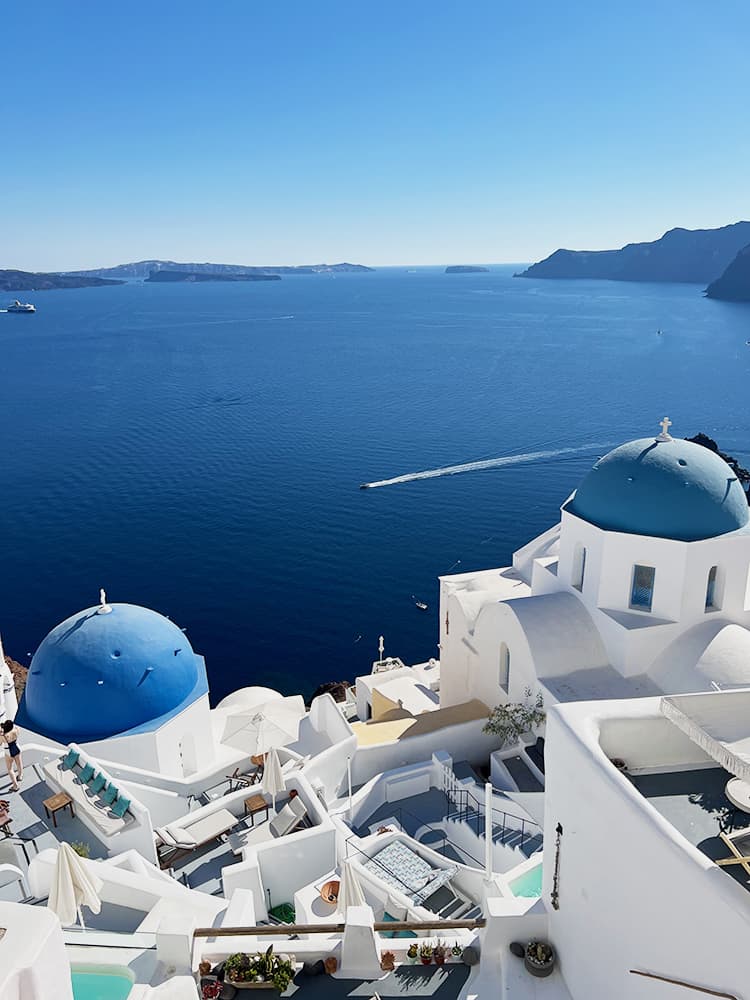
[509,862,543,898]
[71,965,134,1000]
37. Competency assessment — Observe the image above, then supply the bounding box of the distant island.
[145,270,281,283]
[516,222,750,285]
[66,260,374,279]
[0,269,124,292]
[705,244,750,302]
[445,265,490,274]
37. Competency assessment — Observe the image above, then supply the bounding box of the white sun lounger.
[229,796,308,856]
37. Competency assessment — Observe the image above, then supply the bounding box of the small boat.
[6,300,35,313]
[412,595,428,611]
[359,483,371,489]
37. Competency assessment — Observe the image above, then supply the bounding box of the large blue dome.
[566,437,750,541]
[20,603,206,743]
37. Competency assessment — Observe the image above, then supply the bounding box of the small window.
[630,565,655,611]
[499,643,510,693]
[572,545,587,592]
[705,566,720,611]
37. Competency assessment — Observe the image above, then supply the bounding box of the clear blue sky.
[3,1,749,270]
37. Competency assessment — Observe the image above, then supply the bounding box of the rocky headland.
[705,244,750,302]
[67,260,374,280]
[516,222,750,285]
[145,270,281,283]
[0,269,124,292]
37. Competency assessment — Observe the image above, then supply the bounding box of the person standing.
[1,721,22,791]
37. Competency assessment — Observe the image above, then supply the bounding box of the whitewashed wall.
[543,698,750,1000]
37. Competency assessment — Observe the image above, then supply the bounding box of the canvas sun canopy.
[661,689,750,784]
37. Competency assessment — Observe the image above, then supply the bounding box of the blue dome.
[566,437,750,541]
[21,603,206,743]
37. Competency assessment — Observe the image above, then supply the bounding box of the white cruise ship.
[6,299,35,313]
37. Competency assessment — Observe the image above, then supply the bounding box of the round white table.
[725,777,750,814]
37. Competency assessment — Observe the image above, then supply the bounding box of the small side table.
[43,792,75,828]
[244,794,270,826]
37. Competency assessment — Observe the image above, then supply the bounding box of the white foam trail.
[361,443,609,489]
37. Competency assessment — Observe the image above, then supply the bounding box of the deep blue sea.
[2,266,750,703]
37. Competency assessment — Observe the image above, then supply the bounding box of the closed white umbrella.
[222,698,304,756]
[48,842,102,929]
[261,747,285,805]
[339,859,366,912]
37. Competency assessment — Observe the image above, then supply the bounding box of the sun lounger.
[228,796,309,855]
[155,807,240,868]
[716,826,750,878]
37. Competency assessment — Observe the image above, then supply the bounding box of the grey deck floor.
[283,965,469,998]
[630,767,750,889]
[356,787,541,864]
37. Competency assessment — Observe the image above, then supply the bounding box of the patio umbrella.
[48,842,102,929]
[222,697,304,756]
[261,747,285,805]
[339,859,366,912]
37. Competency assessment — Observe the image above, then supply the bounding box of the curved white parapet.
[0,901,73,1000]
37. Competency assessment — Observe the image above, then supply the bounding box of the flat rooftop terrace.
[629,766,750,890]
[283,965,469,999]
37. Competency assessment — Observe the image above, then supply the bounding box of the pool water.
[71,969,133,1000]
[509,863,543,898]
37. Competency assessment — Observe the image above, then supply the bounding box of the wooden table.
[43,792,75,828]
[244,793,270,825]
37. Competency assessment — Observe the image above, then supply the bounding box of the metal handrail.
[446,783,542,855]
[630,970,740,999]
[195,918,485,938]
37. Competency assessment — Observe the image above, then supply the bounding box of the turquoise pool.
[71,967,134,1000]
[509,863,543,898]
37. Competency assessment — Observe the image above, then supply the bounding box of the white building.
[439,420,750,712]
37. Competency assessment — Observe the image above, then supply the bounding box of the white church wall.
[684,534,750,623]
[81,696,214,777]
[543,699,750,1000]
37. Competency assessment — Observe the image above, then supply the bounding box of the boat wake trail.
[360,443,610,489]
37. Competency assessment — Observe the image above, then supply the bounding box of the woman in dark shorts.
[1,720,22,791]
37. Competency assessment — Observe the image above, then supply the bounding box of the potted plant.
[524,941,555,978]
[419,942,433,966]
[451,942,463,963]
[406,943,419,964]
[198,961,212,978]
[225,947,296,990]
[70,841,90,859]
[433,942,446,967]
[380,950,395,972]
[483,687,545,748]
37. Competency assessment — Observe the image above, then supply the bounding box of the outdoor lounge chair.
[229,795,309,855]
[716,826,750,878]
[155,807,240,869]
[225,767,261,792]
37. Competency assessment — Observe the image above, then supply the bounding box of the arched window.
[572,544,587,592]
[499,643,510,693]
[630,565,655,612]
[705,566,720,611]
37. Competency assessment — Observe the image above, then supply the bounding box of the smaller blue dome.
[566,437,750,541]
[21,603,206,743]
